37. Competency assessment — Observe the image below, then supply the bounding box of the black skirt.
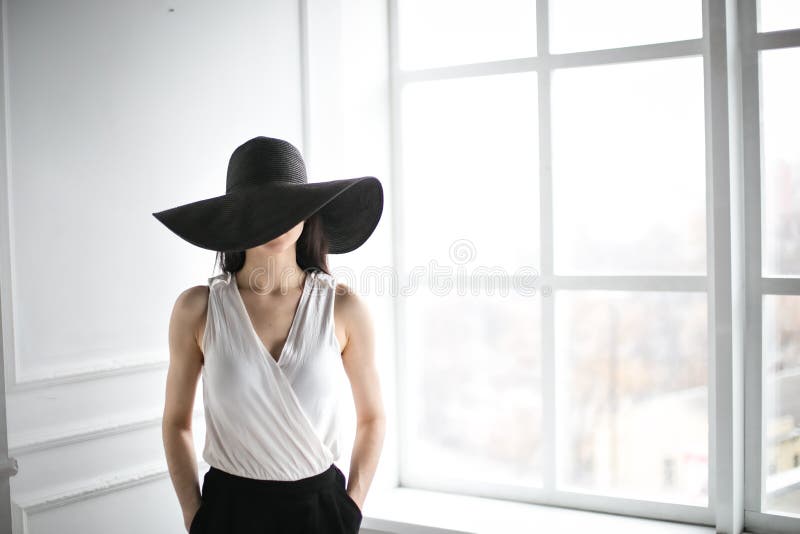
[188,463,363,534]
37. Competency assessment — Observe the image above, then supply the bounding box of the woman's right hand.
[184,502,202,533]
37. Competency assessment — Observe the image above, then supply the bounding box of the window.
[746,1,800,531]
[390,1,800,532]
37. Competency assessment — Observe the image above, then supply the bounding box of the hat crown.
[226,136,307,193]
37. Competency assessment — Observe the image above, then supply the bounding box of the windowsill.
[360,487,717,534]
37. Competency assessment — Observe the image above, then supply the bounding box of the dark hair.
[213,211,331,277]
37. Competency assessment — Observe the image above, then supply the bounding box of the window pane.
[404,281,543,486]
[763,295,800,515]
[556,291,708,504]
[552,57,706,275]
[758,0,800,32]
[400,72,539,274]
[761,47,800,277]
[397,0,537,70]
[549,0,701,54]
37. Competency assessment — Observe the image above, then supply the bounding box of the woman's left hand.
[347,491,363,512]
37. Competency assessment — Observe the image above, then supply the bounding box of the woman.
[154,136,386,533]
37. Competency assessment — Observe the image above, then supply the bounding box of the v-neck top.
[199,269,345,480]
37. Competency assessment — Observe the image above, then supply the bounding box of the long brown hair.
[214,211,331,277]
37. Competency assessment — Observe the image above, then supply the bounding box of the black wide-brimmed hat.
[152,136,384,253]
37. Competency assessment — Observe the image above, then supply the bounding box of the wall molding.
[9,407,205,533]
[9,408,203,456]
[7,356,167,394]
[13,458,208,516]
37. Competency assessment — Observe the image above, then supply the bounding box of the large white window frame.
[741,2,800,534]
[388,1,800,533]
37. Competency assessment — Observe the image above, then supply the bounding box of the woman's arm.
[335,283,387,511]
[161,285,208,532]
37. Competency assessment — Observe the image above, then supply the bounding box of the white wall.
[0,0,396,532]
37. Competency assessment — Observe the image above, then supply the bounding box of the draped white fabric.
[200,269,345,480]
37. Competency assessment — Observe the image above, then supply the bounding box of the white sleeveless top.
[199,269,345,481]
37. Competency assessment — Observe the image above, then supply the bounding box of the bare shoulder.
[173,284,209,318]
[333,281,374,353]
[171,284,210,350]
[333,281,367,320]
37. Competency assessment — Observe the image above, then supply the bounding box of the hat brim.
[152,176,383,254]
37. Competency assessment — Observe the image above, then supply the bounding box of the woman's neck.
[236,247,305,296]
